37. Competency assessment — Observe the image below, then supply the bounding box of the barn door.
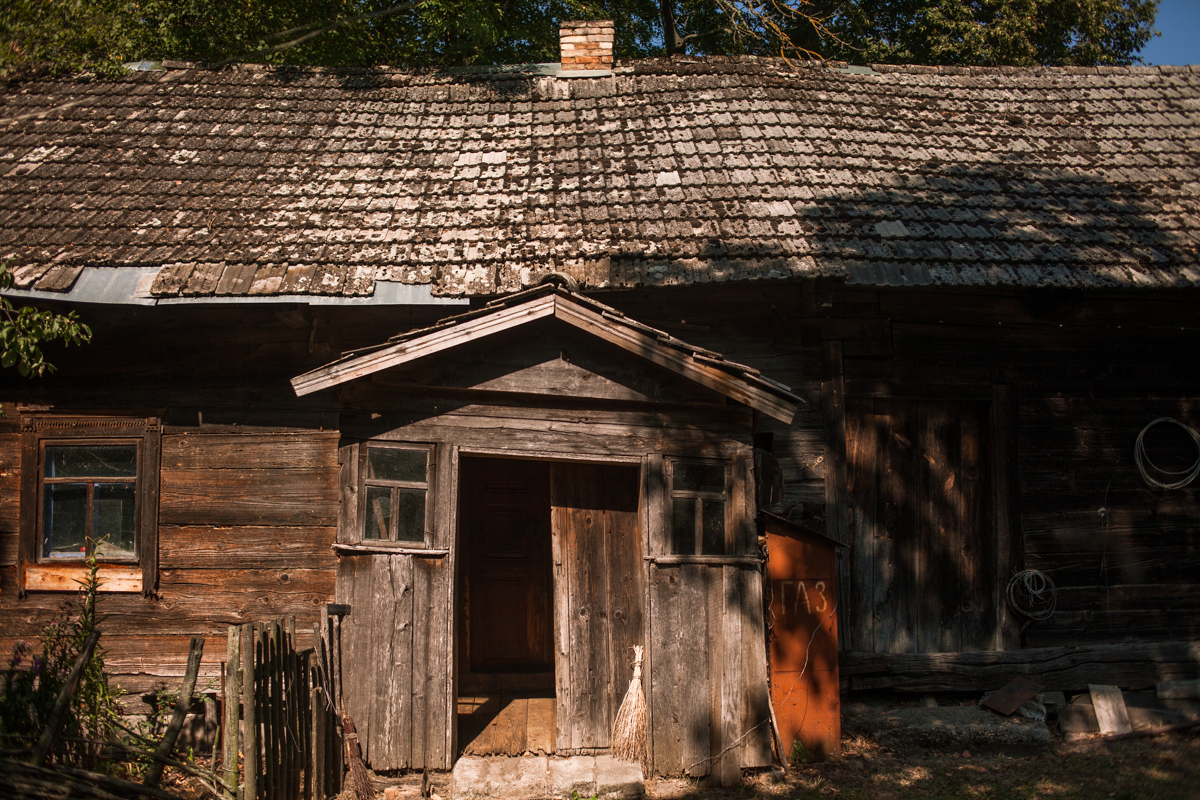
[846,398,994,654]
[549,463,643,751]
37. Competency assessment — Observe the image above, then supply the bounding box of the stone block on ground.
[549,755,596,799]
[595,754,644,799]
[452,755,549,800]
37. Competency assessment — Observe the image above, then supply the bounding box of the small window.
[42,442,139,561]
[20,417,161,594]
[359,443,433,545]
[668,459,728,555]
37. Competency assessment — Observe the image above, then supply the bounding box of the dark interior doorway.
[457,456,556,756]
[461,457,554,674]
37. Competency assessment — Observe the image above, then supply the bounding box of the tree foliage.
[0,265,92,378]
[0,0,1162,76]
[798,0,1159,66]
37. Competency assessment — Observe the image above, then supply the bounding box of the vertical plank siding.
[411,555,452,769]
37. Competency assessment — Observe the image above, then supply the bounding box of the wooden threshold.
[458,696,557,757]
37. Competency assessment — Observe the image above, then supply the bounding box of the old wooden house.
[1,23,1199,779]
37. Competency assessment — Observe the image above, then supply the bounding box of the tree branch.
[208,1,421,68]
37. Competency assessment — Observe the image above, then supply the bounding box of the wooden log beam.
[841,640,1200,693]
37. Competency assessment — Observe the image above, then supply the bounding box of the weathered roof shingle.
[2,56,1199,298]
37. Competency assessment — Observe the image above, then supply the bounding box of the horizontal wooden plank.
[345,406,752,458]
[162,432,339,470]
[342,387,754,434]
[1053,584,1200,609]
[1027,610,1200,647]
[160,467,338,526]
[25,563,142,593]
[0,566,333,637]
[364,421,747,460]
[1025,550,1200,587]
[842,640,1200,693]
[649,555,761,566]
[159,526,336,570]
[330,544,448,556]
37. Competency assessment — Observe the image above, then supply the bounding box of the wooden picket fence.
[220,610,345,800]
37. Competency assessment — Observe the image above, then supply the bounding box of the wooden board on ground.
[982,677,1044,716]
[1089,684,1133,736]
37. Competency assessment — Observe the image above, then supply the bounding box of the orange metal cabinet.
[762,513,841,762]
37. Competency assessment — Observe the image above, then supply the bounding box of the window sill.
[332,543,449,557]
[647,554,761,566]
[24,563,143,593]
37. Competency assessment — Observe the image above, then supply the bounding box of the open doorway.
[457,456,556,756]
[455,456,644,758]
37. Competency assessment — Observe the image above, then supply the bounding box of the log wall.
[0,427,339,710]
[1,280,1198,717]
[606,283,1200,655]
[0,303,427,711]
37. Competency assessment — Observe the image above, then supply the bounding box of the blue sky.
[1139,0,1200,65]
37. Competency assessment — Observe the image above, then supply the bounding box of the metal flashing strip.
[451,62,613,79]
[1,267,468,307]
[832,64,881,76]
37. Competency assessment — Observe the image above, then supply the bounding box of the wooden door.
[461,457,554,673]
[846,398,994,654]
[549,462,643,751]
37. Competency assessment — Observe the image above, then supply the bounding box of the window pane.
[366,447,427,483]
[671,497,696,555]
[45,445,137,479]
[43,483,87,559]
[394,489,426,543]
[701,499,726,555]
[94,483,136,559]
[672,462,725,493]
[364,486,391,540]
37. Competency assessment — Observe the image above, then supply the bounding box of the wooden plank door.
[846,398,995,654]
[460,457,554,673]
[335,550,451,770]
[550,462,643,751]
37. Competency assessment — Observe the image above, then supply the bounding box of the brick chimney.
[559,20,614,71]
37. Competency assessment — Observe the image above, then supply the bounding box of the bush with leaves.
[0,557,128,769]
[0,263,91,378]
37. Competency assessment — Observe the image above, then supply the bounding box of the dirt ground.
[159,729,1200,800]
[648,731,1200,800]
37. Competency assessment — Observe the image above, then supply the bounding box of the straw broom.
[611,645,649,772]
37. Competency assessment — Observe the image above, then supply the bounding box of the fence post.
[222,628,240,800]
[301,647,313,800]
[330,612,344,796]
[241,623,257,800]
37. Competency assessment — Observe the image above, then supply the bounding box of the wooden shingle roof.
[2,57,1200,299]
